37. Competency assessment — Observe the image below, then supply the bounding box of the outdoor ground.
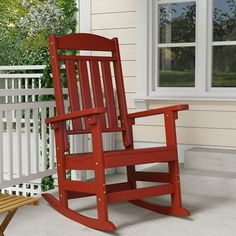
[2,173,236,236]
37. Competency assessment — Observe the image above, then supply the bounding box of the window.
[136,0,236,100]
[157,1,196,88]
[212,0,236,88]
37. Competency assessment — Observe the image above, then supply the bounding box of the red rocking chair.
[42,33,190,231]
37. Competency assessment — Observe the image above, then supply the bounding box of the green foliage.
[41,175,55,192]
[0,0,77,65]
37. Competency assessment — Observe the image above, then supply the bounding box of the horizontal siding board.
[125,92,136,109]
[133,110,236,129]
[130,126,236,147]
[92,0,135,14]
[149,101,236,112]
[124,77,136,93]
[92,12,136,30]
[92,28,136,44]
[120,45,136,61]
[122,61,136,77]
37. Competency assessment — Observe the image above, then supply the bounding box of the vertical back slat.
[66,60,83,130]
[78,60,92,129]
[89,60,106,128]
[101,61,118,128]
[78,60,92,109]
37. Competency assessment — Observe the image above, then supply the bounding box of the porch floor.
[2,172,236,236]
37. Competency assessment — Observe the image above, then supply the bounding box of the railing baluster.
[32,108,39,174]
[25,109,31,175]
[18,78,22,103]
[49,107,55,169]
[16,110,22,178]
[0,111,3,182]
[6,110,13,180]
[25,78,28,102]
[41,107,47,171]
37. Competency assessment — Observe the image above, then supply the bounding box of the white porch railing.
[0,65,57,189]
[0,65,115,193]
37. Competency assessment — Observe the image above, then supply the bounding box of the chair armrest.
[128,104,189,120]
[45,107,106,124]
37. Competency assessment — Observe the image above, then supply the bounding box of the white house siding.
[90,0,236,161]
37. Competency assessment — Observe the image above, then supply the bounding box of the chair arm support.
[45,107,106,124]
[128,104,189,120]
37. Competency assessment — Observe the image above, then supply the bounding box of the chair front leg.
[90,120,109,222]
[164,111,183,210]
[54,125,68,209]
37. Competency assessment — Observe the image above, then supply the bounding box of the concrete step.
[184,147,236,172]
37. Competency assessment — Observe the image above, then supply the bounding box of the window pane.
[159,47,195,87]
[159,2,196,43]
[213,0,236,41]
[212,46,236,87]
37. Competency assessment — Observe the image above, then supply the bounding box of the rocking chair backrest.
[49,33,132,147]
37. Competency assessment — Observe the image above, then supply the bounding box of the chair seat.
[66,146,177,170]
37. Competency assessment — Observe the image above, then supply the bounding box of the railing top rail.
[0,88,56,96]
[0,74,43,79]
[0,100,57,111]
[0,65,46,71]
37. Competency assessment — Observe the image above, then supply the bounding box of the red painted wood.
[57,33,116,51]
[67,191,95,200]
[107,184,173,203]
[112,38,132,147]
[49,34,69,151]
[106,182,132,193]
[65,59,82,130]
[77,60,92,109]
[89,60,106,128]
[42,193,116,231]
[48,34,65,116]
[62,180,96,194]
[134,171,171,183]
[130,199,190,217]
[128,104,189,120]
[65,154,94,170]
[45,107,106,125]
[45,33,190,232]
[60,55,116,61]
[101,61,118,128]
[104,147,177,168]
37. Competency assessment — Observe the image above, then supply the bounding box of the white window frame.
[136,0,236,102]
